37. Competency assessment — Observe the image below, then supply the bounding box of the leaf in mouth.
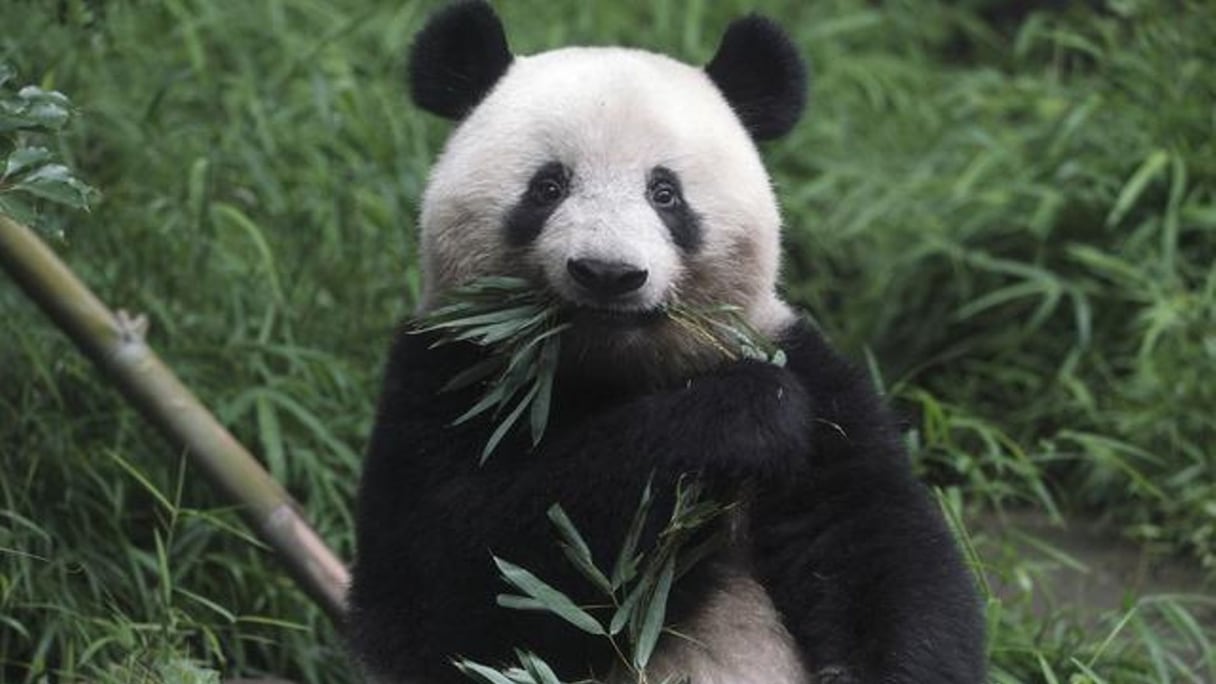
[416,278,784,463]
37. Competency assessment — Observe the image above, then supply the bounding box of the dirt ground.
[975,509,1214,627]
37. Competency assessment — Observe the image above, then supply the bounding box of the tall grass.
[0,0,1212,682]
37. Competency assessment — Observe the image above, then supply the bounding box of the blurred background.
[1,0,1212,682]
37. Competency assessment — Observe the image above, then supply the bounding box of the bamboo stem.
[0,214,349,624]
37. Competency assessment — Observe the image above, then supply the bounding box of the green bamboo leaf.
[634,556,676,669]
[557,542,613,597]
[452,383,508,426]
[496,594,549,612]
[461,310,550,345]
[480,383,539,463]
[547,505,594,564]
[516,651,564,684]
[529,338,560,445]
[609,580,644,636]
[548,504,613,595]
[421,305,546,332]
[493,557,605,636]
[441,356,505,393]
[499,338,543,381]
[612,480,654,590]
[509,321,571,363]
[453,659,523,684]
[424,300,479,321]
[458,276,533,292]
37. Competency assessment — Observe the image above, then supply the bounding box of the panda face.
[411,4,807,382]
[422,49,786,327]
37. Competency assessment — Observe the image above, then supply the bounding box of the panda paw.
[688,358,813,478]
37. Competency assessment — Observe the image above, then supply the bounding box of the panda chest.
[607,563,812,684]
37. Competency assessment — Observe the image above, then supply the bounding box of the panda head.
[411,1,807,385]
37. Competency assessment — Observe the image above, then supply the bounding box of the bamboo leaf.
[547,505,594,565]
[635,556,676,669]
[441,356,505,393]
[529,338,560,445]
[548,505,613,595]
[612,480,653,591]
[609,580,644,636]
[452,383,508,426]
[516,651,564,684]
[493,557,605,636]
[480,383,539,463]
[496,594,549,612]
[453,659,524,684]
[420,305,546,332]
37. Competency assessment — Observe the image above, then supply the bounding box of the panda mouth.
[565,305,666,329]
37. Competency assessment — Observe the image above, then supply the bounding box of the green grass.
[1,0,1213,682]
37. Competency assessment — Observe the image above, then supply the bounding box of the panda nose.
[567,258,649,297]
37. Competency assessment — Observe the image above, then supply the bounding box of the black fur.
[705,15,808,141]
[409,0,513,120]
[648,166,702,252]
[349,320,986,683]
[504,162,571,247]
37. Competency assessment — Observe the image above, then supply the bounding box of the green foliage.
[417,277,569,462]
[456,479,720,684]
[0,63,96,222]
[773,0,1216,579]
[0,0,1213,682]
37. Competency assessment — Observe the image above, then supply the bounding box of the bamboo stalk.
[0,213,349,624]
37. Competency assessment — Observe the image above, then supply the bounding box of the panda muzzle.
[566,258,649,299]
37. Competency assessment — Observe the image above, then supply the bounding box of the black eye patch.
[648,166,702,252]
[504,161,571,246]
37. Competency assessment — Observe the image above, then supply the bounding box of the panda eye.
[528,176,567,206]
[649,181,680,209]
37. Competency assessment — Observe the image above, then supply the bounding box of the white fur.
[418,47,794,337]
[612,567,811,684]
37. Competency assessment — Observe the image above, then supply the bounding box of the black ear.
[705,15,808,140]
[408,1,513,120]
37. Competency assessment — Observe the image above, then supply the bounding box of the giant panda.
[348,2,985,683]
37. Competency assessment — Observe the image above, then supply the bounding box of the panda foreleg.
[745,325,987,683]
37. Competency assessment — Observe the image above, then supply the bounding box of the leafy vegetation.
[0,62,95,221]
[0,0,1212,683]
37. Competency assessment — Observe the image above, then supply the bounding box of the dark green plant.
[0,63,95,221]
